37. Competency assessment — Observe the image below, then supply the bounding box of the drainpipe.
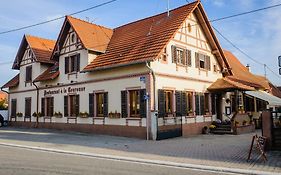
[145,61,157,140]
[32,82,39,127]
[1,87,10,122]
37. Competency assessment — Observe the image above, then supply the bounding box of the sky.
[0,0,281,86]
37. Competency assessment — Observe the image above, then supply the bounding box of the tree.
[0,98,8,110]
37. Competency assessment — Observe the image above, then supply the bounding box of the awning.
[245,90,281,106]
[208,78,255,92]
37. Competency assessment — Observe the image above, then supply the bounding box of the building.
[2,1,281,139]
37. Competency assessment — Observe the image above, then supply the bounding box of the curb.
[0,142,278,175]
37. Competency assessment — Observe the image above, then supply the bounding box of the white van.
[0,110,8,127]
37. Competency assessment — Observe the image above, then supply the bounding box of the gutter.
[145,61,156,111]
[32,82,39,127]
[81,59,152,73]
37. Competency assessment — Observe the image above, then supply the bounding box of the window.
[187,23,192,33]
[204,93,210,114]
[41,97,54,116]
[195,52,210,70]
[164,90,173,114]
[187,92,193,113]
[122,90,146,118]
[176,48,184,65]
[195,93,209,115]
[96,93,105,117]
[64,95,79,117]
[213,65,217,72]
[71,33,76,43]
[28,50,32,58]
[171,46,191,66]
[11,99,17,117]
[211,94,217,115]
[26,66,32,82]
[65,54,80,74]
[25,97,32,117]
[129,90,140,116]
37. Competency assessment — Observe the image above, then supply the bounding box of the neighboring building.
[2,1,281,139]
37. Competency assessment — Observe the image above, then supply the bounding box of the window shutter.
[182,92,187,116]
[211,94,216,115]
[64,96,68,117]
[182,49,187,65]
[50,97,54,116]
[41,98,45,116]
[65,57,69,74]
[139,89,146,118]
[121,91,127,118]
[206,55,211,70]
[158,89,165,117]
[75,95,80,116]
[195,94,200,115]
[171,45,177,63]
[89,93,94,117]
[11,99,17,117]
[175,91,182,116]
[76,54,80,72]
[200,94,205,115]
[103,92,108,117]
[25,98,31,117]
[195,52,199,68]
[187,50,192,67]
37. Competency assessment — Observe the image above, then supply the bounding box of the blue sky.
[0,0,281,86]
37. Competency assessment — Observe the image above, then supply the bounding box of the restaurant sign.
[44,86,86,96]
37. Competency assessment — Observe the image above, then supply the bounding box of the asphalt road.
[0,145,232,175]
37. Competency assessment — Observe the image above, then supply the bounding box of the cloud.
[212,0,225,7]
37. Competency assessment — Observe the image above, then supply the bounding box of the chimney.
[246,64,251,72]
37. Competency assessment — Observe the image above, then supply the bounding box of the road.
[0,145,232,175]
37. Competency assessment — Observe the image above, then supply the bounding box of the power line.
[0,0,118,35]
[213,26,281,81]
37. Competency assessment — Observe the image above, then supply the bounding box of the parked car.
[0,110,8,127]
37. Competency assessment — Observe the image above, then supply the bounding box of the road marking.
[0,142,278,175]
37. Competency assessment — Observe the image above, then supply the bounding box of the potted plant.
[54,112,63,118]
[188,109,194,116]
[209,124,216,131]
[79,112,89,118]
[16,112,23,117]
[32,112,42,118]
[234,120,239,127]
[205,109,210,115]
[242,120,247,126]
[202,126,209,134]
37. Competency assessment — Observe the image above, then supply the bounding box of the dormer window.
[65,54,80,74]
[25,66,32,82]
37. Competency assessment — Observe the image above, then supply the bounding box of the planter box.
[233,124,255,135]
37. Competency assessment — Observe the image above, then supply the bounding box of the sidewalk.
[0,127,280,173]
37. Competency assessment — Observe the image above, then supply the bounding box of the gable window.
[64,95,79,117]
[28,50,32,58]
[41,97,54,117]
[25,66,32,82]
[195,52,210,70]
[25,97,32,117]
[171,45,191,66]
[65,54,80,74]
[11,99,17,117]
[71,33,77,43]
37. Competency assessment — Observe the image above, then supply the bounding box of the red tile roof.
[208,77,255,92]
[13,35,56,69]
[66,16,113,53]
[2,74,19,89]
[33,63,59,82]
[223,50,264,89]
[83,1,199,71]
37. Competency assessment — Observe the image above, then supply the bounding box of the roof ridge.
[66,15,112,31]
[25,34,56,43]
[114,1,198,30]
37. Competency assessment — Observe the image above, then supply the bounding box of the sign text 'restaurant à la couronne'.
[44,87,86,96]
